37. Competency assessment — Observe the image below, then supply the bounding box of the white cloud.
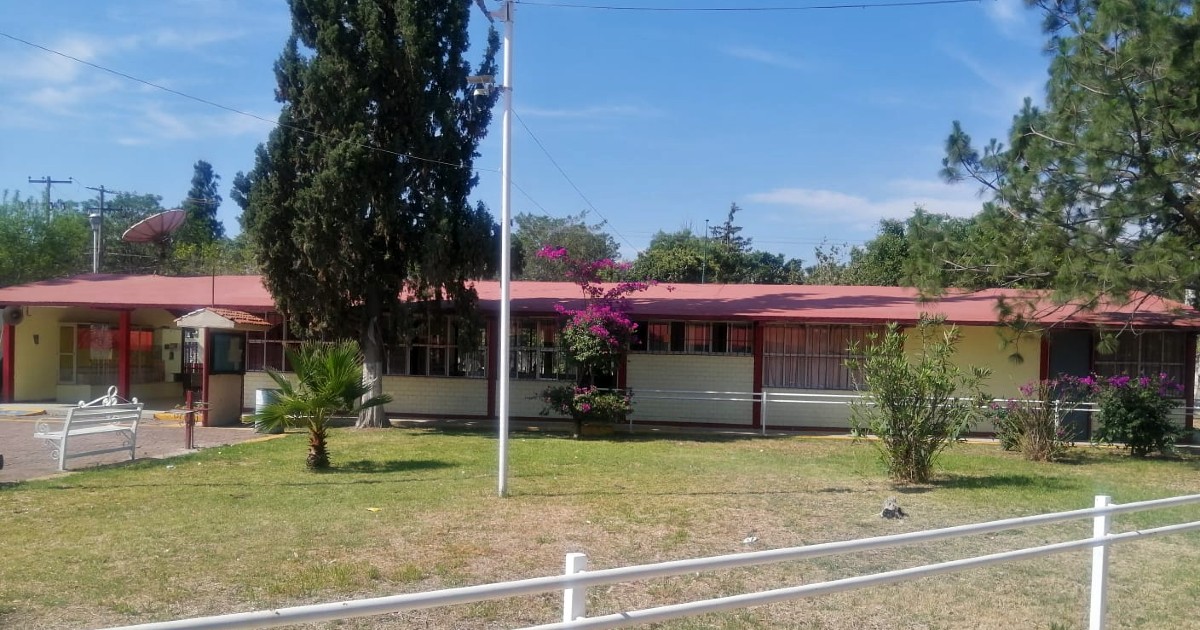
[984,0,1021,27]
[720,45,808,71]
[117,104,274,145]
[982,0,1041,39]
[0,33,114,84]
[19,73,125,114]
[745,178,985,230]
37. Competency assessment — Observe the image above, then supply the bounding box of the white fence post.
[563,552,588,623]
[760,391,768,435]
[1089,495,1112,630]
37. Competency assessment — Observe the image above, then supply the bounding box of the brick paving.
[0,406,265,483]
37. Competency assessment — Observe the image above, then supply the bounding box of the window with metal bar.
[631,320,753,355]
[762,324,880,390]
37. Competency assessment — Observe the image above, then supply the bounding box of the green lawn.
[2,429,1198,629]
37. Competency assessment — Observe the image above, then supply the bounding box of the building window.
[763,324,880,390]
[245,313,298,372]
[384,319,486,378]
[248,315,485,378]
[57,324,163,386]
[631,321,753,355]
[511,319,574,380]
[1094,331,1188,386]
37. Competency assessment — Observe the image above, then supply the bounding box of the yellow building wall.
[907,325,1042,399]
[764,325,1043,432]
[509,379,557,418]
[244,372,491,417]
[14,307,65,401]
[242,372,280,409]
[627,354,755,425]
[382,376,488,416]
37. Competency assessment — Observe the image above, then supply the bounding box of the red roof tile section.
[204,308,272,327]
[1,275,1197,329]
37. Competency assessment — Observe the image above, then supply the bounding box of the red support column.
[201,328,211,427]
[118,311,131,400]
[2,323,15,402]
[1039,334,1050,381]
[1185,333,1196,432]
[486,318,498,419]
[752,321,764,428]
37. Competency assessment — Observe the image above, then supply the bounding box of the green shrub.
[849,317,990,483]
[993,377,1089,462]
[540,385,632,438]
[1091,373,1183,457]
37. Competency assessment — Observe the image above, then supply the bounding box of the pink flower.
[537,246,568,260]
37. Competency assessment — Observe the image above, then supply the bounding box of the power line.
[510,181,554,215]
[515,0,982,11]
[513,110,642,254]
[0,31,498,174]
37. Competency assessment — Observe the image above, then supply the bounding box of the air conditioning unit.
[2,305,25,326]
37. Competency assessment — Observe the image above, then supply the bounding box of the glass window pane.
[648,323,670,352]
[670,322,685,352]
[685,323,710,353]
[430,346,447,375]
[58,354,74,383]
[729,324,752,354]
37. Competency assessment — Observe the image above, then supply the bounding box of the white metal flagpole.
[496,0,514,498]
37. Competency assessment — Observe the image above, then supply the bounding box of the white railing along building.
[102,493,1200,630]
[633,388,1197,436]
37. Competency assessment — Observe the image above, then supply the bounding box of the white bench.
[34,402,145,471]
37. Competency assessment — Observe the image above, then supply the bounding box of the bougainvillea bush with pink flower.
[991,376,1092,461]
[1091,373,1184,457]
[541,385,633,432]
[536,247,652,438]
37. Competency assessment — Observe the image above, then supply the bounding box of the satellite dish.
[122,209,187,243]
[2,305,25,326]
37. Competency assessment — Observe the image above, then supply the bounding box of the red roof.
[0,274,273,311]
[1,274,1197,329]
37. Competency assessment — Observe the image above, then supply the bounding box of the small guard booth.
[173,308,271,426]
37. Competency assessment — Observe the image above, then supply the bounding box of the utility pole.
[28,176,73,219]
[702,218,709,284]
[85,185,116,273]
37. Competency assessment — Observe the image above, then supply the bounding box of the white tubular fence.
[104,493,1200,630]
[632,389,1198,437]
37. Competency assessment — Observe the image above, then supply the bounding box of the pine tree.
[240,0,499,427]
[939,0,1200,307]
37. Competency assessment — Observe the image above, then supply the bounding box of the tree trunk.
[357,287,387,428]
[307,422,330,469]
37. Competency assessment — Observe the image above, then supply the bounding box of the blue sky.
[1,0,1048,263]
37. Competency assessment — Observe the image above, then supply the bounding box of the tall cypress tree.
[177,160,225,248]
[241,0,499,427]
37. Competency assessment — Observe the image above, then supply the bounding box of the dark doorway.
[1046,329,1093,440]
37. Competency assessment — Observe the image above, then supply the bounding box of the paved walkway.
[0,405,265,483]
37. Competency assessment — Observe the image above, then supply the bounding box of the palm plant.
[256,340,392,469]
